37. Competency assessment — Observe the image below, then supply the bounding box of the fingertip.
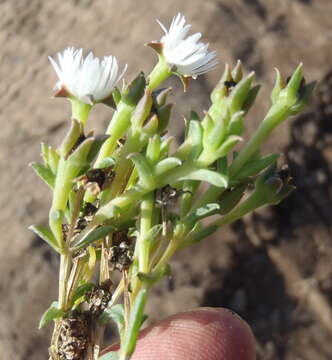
[130,307,256,360]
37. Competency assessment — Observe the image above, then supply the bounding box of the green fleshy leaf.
[48,209,64,249]
[39,301,64,329]
[242,85,260,114]
[86,135,110,163]
[235,153,280,179]
[189,110,201,122]
[227,111,245,136]
[71,283,94,306]
[59,119,82,158]
[203,113,227,151]
[112,87,122,106]
[41,142,49,165]
[228,72,255,114]
[29,225,61,253]
[157,103,173,133]
[203,110,215,132]
[47,146,60,174]
[95,157,116,169]
[210,63,231,103]
[146,135,161,165]
[71,225,114,251]
[30,162,55,189]
[232,60,243,82]
[185,203,221,227]
[271,68,285,104]
[271,184,295,204]
[100,304,125,330]
[218,183,247,215]
[131,89,153,130]
[140,224,163,252]
[160,136,175,157]
[217,157,228,176]
[142,114,159,136]
[146,224,162,241]
[155,157,182,176]
[120,287,148,356]
[67,137,95,168]
[127,227,139,238]
[175,140,193,160]
[153,87,172,107]
[181,225,218,248]
[175,169,228,188]
[122,72,146,106]
[186,120,203,160]
[215,135,242,159]
[138,264,171,285]
[255,176,283,203]
[285,63,303,100]
[52,138,94,212]
[127,153,156,190]
[289,81,316,115]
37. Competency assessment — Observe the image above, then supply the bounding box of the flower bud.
[270,63,314,115]
[210,64,232,104]
[271,68,285,104]
[231,60,244,83]
[228,71,255,114]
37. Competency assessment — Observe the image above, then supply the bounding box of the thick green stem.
[95,102,134,167]
[95,57,170,168]
[84,102,135,204]
[58,252,71,310]
[70,98,92,127]
[138,193,154,274]
[148,57,172,91]
[94,162,202,225]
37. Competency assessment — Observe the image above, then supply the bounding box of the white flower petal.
[49,47,126,104]
[157,13,218,78]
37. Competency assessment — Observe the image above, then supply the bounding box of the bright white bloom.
[157,13,218,79]
[49,47,127,104]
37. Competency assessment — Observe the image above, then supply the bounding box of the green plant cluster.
[30,58,313,360]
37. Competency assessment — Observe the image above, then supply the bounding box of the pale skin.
[103,308,256,360]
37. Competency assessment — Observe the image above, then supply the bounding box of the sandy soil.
[1,0,332,359]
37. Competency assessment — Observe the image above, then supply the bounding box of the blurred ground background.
[0,0,332,359]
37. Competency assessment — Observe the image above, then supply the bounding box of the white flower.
[49,47,127,104]
[157,13,218,79]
